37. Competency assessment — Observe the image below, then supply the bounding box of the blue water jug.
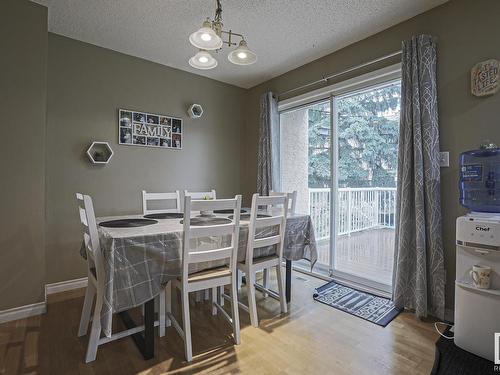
[459,148,500,212]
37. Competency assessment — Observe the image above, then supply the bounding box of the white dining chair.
[183,189,217,301]
[76,193,166,363]
[167,195,242,362]
[142,190,181,215]
[232,193,289,327]
[262,190,297,294]
[270,190,297,215]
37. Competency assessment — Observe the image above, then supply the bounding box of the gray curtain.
[257,92,280,195]
[392,35,445,320]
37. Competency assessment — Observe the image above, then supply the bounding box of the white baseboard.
[0,277,88,325]
[45,277,88,296]
[0,302,47,324]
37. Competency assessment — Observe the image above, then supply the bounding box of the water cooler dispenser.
[455,147,500,362]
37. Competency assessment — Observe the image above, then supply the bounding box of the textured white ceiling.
[32,0,447,88]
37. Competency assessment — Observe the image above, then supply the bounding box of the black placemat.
[144,213,184,219]
[180,217,232,226]
[99,218,158,228]
[213,209,248,214]
[230,213,271,220]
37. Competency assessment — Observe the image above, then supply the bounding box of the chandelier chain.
[215,0,223,24]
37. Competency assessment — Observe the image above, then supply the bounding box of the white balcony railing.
[309,187,397,241]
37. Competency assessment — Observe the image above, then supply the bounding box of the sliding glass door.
[333,81,400,292]
[279,75,401,294]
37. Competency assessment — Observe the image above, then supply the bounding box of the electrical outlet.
[440,151,450,167]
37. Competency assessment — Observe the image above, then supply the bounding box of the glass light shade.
[189,20,223,50]
[228,40,257,65]
[189,50,218,70]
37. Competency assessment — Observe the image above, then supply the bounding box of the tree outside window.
[308,82,400,188]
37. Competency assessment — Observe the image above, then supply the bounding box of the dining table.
[81,208,317,359]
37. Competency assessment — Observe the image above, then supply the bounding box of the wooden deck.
[316,227,395,285]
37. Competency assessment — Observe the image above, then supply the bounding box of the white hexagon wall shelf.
[86,141,114,164]
[187,103,203,119]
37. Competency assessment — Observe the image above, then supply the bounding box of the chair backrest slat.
[83,232,92,253]
[189,246,234,263]
[254,215,283,229]
[142,190,181,215]
[255,195,286,206]
[246,193,289,265]
[183,190,216,212]
[181,194,241,284]
[253,235,281,248]
[184,189,216,200]
[189,224,235,238]
[79,206,88,227]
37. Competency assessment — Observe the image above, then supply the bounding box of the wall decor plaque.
[471,59,499,97]
[119,109,182,149]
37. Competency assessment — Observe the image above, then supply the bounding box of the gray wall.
[242,0,500,312]
[45,34,246,284]
[0,0,47,310]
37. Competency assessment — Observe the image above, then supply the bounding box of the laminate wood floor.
[0,272,438,375]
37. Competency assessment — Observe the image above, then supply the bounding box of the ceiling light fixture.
[189,50,218,70]
[189,19,223,50]
[188,0,257,70]
[228,40,257,65]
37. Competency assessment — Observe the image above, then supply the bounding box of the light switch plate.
[439,151,450,167]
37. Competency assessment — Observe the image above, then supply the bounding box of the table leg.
[285,260,292,303]
[119,298,155,360]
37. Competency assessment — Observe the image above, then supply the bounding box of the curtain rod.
[277,50,402,98]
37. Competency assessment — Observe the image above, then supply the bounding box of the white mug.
[469,265,491,289]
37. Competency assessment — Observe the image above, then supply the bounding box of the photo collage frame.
[119,109,182,149]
